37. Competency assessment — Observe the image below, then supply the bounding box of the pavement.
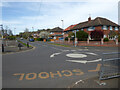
[69,76,119,88]
[2,40,33,54]
[2,39,119,88]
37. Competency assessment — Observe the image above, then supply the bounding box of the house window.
[102,26,108,30]
[87,27,95,31]
[110,26,113,30]
[115,27,118,31]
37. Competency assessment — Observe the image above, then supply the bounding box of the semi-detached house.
[64,17,119,40]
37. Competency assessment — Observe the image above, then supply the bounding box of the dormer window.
[115,27,118,31]
[102,25,108,30]
[110,26,113,30]
[87,27,95,31]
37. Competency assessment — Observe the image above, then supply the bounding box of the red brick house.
[49,27,64,40]
[64,17,119,40]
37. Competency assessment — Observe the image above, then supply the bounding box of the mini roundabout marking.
[50,49,101,64]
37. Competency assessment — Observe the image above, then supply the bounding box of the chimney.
[88,17,91,21]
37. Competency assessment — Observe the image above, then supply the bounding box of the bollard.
[101,38,104,45]
[18,43,22,50]
[2,44,4,52]
[27,42,29,48]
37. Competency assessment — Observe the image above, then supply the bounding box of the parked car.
[29,38,34,42]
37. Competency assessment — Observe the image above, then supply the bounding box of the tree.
[7,29,13,36]
[22,28,31,39]
[68,32,75,38]
[39,31,49,39]
[90,30,104,40]
[76,31,88,41]
[109,31,117,39]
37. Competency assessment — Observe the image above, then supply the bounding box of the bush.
[65,37,68,41]
[91,30,104,40]
[76,31,88,41]
[37,38,43,41]
[104,38,109,42]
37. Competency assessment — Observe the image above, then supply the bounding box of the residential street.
[2,40,118,88]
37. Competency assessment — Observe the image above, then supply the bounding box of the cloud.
[2,0,119,34]
[2,0,119,2]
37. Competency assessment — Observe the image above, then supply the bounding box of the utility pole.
[0,24,4,39]
[75,30,77,47]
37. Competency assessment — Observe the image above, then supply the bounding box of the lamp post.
[74,30,77,47]
[71,35,74,46]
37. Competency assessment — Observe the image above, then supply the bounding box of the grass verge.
[17,40,33,47]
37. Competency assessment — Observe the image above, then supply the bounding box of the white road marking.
[75,80,84,85]
[66,59,102,64]
[50,53,61,58]
[86,52,97,56]
[66,53,87,58]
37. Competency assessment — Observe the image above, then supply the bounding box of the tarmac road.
[2,39,118,88]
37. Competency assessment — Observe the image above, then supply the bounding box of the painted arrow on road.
[50,53,61,58]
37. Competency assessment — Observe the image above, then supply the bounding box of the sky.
[0,0,120,35]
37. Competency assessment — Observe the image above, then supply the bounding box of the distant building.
[64,17,119,40]
[49,27,64,40]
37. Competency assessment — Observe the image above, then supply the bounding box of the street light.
[72,30,77,47]
[74,30,77,47]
